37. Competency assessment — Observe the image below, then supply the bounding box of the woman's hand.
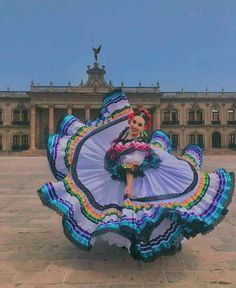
[124,185,132,198]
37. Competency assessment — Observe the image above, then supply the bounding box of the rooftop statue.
[92,45,101,62]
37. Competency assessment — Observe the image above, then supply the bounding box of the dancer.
[38,89,235,262]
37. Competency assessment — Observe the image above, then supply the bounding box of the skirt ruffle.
[38,89,235,262]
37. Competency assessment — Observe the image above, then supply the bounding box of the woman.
[38,89,235,262]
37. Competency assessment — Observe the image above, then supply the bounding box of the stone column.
[180,127,186,150]
[221,104,227,126]
[207,128,212,151]
[152,104,160,130]
[5,128,11,151]
[205,129,209,150]
[85,105,90,121]
[5,102,11,126]
[49,105,54,134]
[36,107,41,149]
[67,105,73,115]
[30,104,36,150]
[222,128,227,148]
[205,103,210,125]
[152,106,157,130]
[180,103,185,125]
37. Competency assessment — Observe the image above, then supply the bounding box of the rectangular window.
[163,111,170,121]
[172,134,178,149]
[189,110,195,121]
[171,111,178,122]
[13,135,20,146]
[229,134,236,144]
[22,110,28,122]
[189,134,195,144]
[196,110,203,122]
[228,110,234,121]
[22,135,28,146]
[212,109,220,121]
[197,134,203,146]
[13,110,20,122]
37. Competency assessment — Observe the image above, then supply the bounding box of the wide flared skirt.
[38,89,235,262]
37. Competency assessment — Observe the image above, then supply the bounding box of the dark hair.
[134,111,148,124]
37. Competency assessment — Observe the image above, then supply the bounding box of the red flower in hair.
[128,112,135,124]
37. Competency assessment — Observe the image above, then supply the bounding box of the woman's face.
[129,115,145,137]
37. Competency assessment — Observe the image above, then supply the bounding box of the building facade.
[0,61,236,152]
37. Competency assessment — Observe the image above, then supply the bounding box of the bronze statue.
[92,45,101,62]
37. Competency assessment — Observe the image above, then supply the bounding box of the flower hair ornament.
[128,108,152,130]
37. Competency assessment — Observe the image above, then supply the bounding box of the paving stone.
[0,260,50,272]
[164,271,189,283]
[197,284,219,288]
[212,270,236,284]
[65,270,116,284]
[182,259,230,271]
[13,271,67,284]
[0,156,235,287]
[226,259,236,270]
[0,273,16,284]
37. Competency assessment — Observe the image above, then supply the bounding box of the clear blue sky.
[0,0,236,91]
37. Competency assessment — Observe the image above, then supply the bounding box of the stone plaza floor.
[0,156,236,288]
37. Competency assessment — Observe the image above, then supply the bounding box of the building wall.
[0,90,236,151]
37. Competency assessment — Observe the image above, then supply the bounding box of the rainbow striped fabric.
[38,89,235,262]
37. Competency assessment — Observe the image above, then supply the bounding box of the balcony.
[12,145,29,151]
[12,121,30,126]
[187,121,205,125]
[227,120,236,125]
[161,120,179,125]
[211,120,221,125]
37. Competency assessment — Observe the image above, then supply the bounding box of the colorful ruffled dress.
[38,89,235,262]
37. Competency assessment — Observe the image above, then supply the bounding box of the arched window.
[13,110,20,122]
[22,135,29,149]
[0,135,2,150]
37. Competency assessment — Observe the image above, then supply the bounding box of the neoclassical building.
[0,60,236,152]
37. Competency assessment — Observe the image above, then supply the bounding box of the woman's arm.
[123,163,138,198]
[124,172,134,198]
